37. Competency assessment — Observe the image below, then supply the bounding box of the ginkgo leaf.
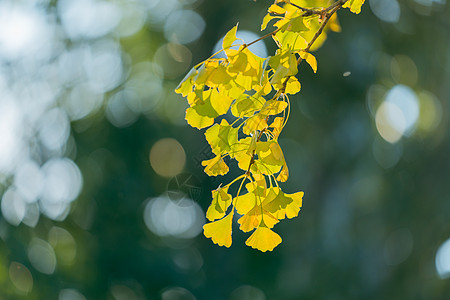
[202,155,229,176]
[243,114,268,135]
[328,12,341,32]
[260,99,288,116]
[284,76,301,94]
[203,210,234,247]
[273,30,308,52]
[262,187,292,219]
[175,67,197,97]
[245,225,282,252]
[238,208,261,232]
[268,4,286,15]
[284,191,303,219]
[185,106,215,129]
[269,117,284,138]
[231,94,265,118]
[256,141,285,166]
[206,186,232,221]
[300,51,317,73]
[234,191,257,216]
[223,23,238,51]
[261,13,281,31]
[210,88,233,115]
[276,163,289,182]
[343,0,365,14]
[230,137,253,171]
[228,48,263,77]
[284,15,309,33]
[205,119,238,156]
[269,48,298,84]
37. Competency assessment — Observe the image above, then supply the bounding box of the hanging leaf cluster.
[175,0,365,252]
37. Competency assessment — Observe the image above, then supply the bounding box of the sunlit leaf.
[276,163,289,182]
[300,51,317,73]
[268,4,286,15]
[343,0,365,14]
[284,191,303,219]
[223,23,238,51]
[202,155,229,176]
[210,88,233,115]
[284,76,301,94]
[231,94,265,118]
[206,185,232,221]
[203,210,234,247]
[185,106,214,129]
[269,117,284,138]
[245,225,282,252]
[175,67,197,97]
[205,119,238,155]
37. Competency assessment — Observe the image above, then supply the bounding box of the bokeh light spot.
[383,228,414,265]
[436,238,450,279]
[390,55,418,86]
[149,138,186,178]
[372,137,403,169]
[40,158,83,221]
[154,43,192,79]
[28,238,57,275]
[39,108,70,152]
[59,289,86,300]
[230,285,266,300]
[1,188,26,226]
[14,160,43,204]
[49,226,77,266]
[110,284,140,300]
[417,91,442,135]
[375,101,405,143]
[375,85,419,143]
[106,89,139,128]
[369,0,401,23]
[58,0,121,40]
[161,287,196,300]
[9,262,33,294]
[143,195,204,239]
[164,10,205,44]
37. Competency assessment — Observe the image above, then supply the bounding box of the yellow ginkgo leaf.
[205,119,238,156]
[284,191,303,219]
[284,76,301,94]
[343,0,365,14]
[269,117,284,138]
[276,163,289,182]
[242,114,268,135]
[206,186,232,221]
[245,225,282,252]
[234,191,257,215]
[261,13,281,31]
[222,23,238,51]
[210,89,234,116]
[300,51,318,73]
[231,94,265,118]
[203,210,234,247]
[175,67,197,97]
[268,4,286,15]
[185,107,214,129]
[202,155,229,176]
[238,207,260,232]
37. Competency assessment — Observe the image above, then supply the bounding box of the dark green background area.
[1,0,450,299]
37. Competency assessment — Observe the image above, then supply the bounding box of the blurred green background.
[0,0,449,299]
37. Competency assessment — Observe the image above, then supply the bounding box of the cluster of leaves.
[175,0,364,252]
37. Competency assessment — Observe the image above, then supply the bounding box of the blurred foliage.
[0,0,450,299]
